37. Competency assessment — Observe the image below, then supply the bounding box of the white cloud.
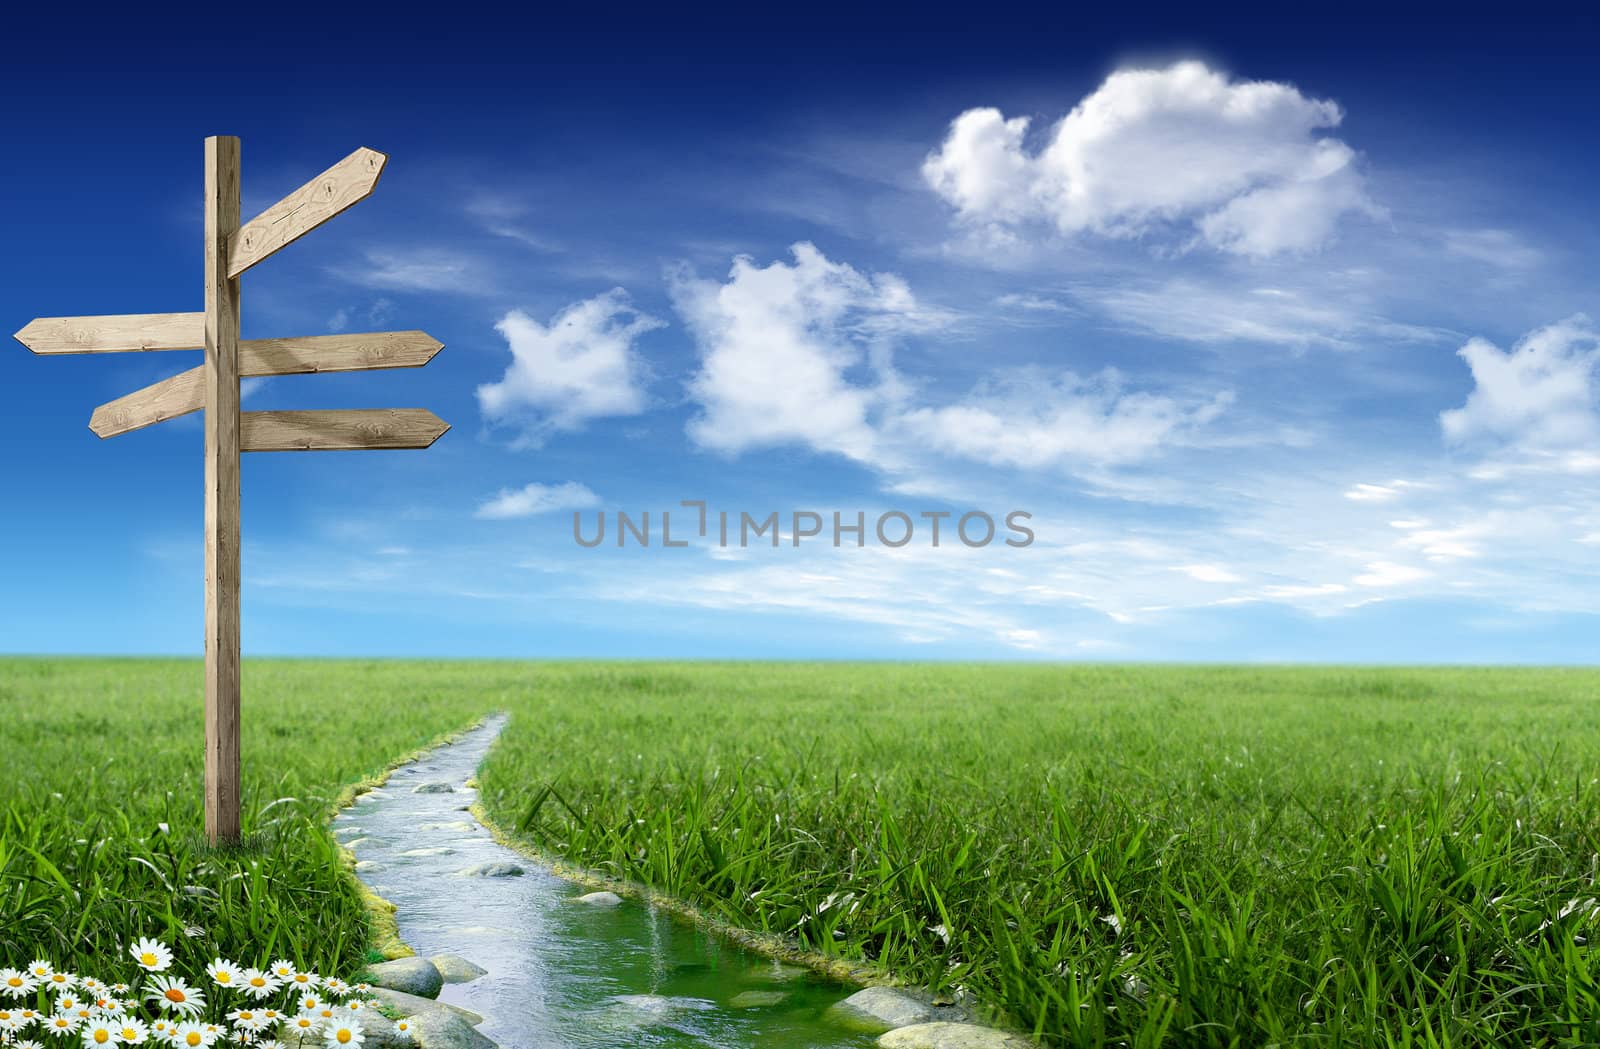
[923,60,1379,257]
[1180,563,1242,583]
[344,248,495,294]
[1352,561,1429,588]
[671,242,1227,475]
[669,242,943,464]
[475,482,600,520]
[478,290,665,447]
[1441,315,1600,451]
[1440,228,1543,270]
[1077,278,1443,350]
[893,369,1231,469]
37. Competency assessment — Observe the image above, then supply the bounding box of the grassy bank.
[4,660,1600,1046]
[471,663,1600,1047]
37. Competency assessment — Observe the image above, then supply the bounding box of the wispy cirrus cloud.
[475,481,600,520]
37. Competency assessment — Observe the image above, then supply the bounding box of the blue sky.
[4,8,1600,661]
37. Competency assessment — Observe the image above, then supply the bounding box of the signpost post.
[13,137,449,845]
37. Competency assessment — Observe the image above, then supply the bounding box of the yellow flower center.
[186,1034,202,1047]
[5,978,19,987]
[95,1030,111,1044]
[165,989,186,1003]
[337,1031,352,1044]
[251,978,265,987]
[123,1030,138,1040]
[217,974,231,984]
[140,953,158,966]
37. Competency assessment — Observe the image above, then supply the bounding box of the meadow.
[4,660,1600,1047]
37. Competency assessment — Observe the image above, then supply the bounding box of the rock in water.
[428,954,488,983]
[729,990,789,1008]
[369,987,484,1025]
[413,782,455,794]
[828,987,937,1031]
[877,1022,1036,1049]
[403,1009,497,1049]
[401,847,455,857]
[574,890,623,907]
[366,957,444,1000]
[459,862,524,877]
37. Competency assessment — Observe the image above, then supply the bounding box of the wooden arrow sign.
[228,147,386,277]
[16,137,445,847]
[90,331,445,437]
[15,312,205,354]
[241,409,450,451]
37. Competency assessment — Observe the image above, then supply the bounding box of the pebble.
[828,987,937,1030]
[413,782,456,794]
[877,1022,1035,1049]
[729,990,789,1008]
[574,890,622,907]
[458,862,524,877]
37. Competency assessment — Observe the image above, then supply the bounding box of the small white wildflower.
[130,939,173,974]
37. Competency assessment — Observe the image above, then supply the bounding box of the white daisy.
[170,1023,215,1049]
[26,962,54,982]
[110,985,130,996]
[0,969,38,998]
[145,976,205,1017]
[17,1040,44,1049]
[129,939,172,975]
[115,1018,150,1045]
[239,970,280,1001]
[258,1010,281,1024]
[91,996,124,1016]
[149,1019,174,1043]
[205,960,242,992]
[285,973,320,993]
[295,996,322,1014]
[258,1042,285,1049]
[285,1013,321,1036]
[319,979,348,998]
[0,1007,28,1033]
[350,985,371,996]
[45,972,77,992]
[390,1020,411,1042]
[19,1008,41,1025]
[81,1019,118,1048]
[79,979,106,995]
[228,1010,268,1035]
[55,995,84,1014]
[200,1024,226,1042]
[322,1019,363,1049]
[46,1013,83,1035]
[267,962,297,982]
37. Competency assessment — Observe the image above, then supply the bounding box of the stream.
[335,716,880,1049]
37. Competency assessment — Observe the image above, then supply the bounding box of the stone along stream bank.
[326,716,1034,1049]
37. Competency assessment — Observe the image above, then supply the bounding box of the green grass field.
[4,660,1600,1047]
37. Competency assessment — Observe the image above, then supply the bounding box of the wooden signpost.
[13,137,449,846]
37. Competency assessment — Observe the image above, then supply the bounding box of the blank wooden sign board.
[13,137,449,845]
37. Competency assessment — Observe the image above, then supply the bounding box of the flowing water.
[337,716,880,1049]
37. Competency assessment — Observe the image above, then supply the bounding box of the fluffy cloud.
[478,290,664,447]
[671,243,1228,475]
[1441,315,1600,451]
[669,243,934,463]
[923,61,1379,257]
[475,482,600,520]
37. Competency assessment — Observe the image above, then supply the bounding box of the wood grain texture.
[227,147,386,277]
[13,312,204,353]
[240,409,450,452]
[90,368,204,438]
[204,135,243,847]
[89,331,444,438]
